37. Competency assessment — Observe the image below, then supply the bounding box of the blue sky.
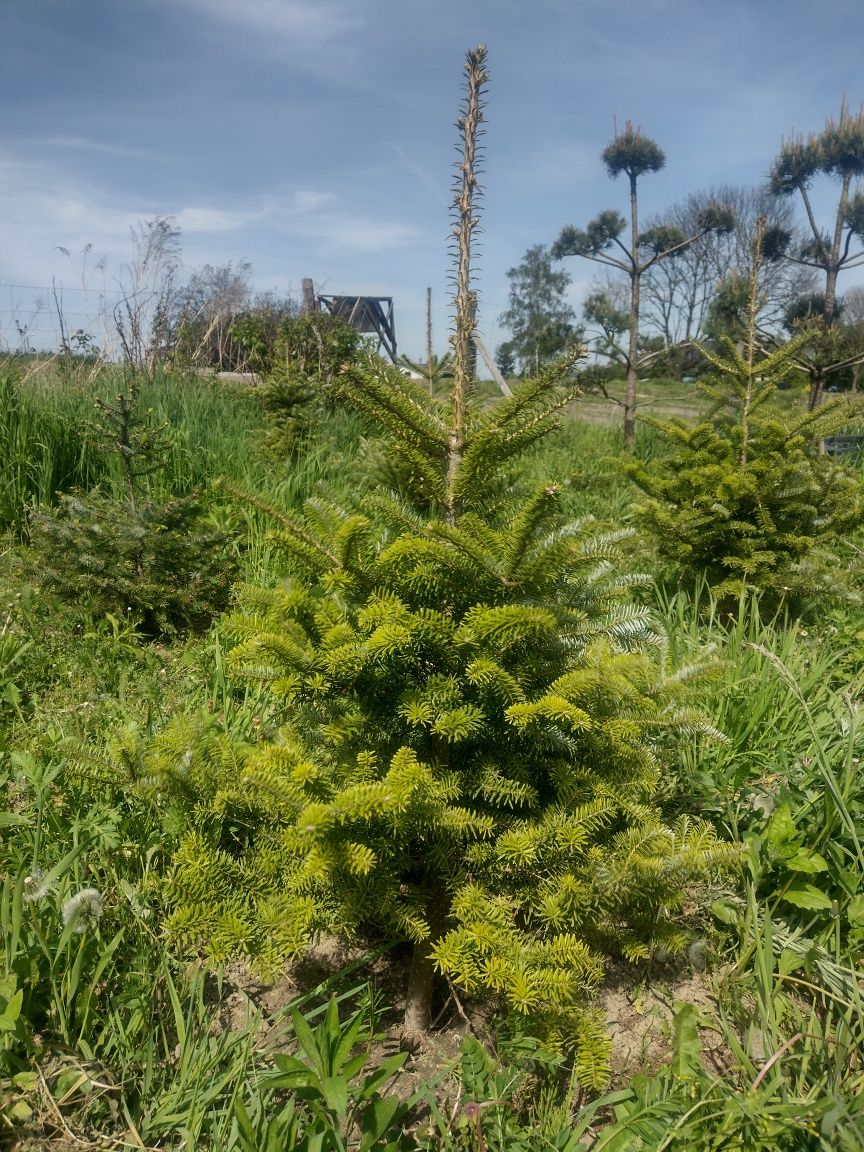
[2,0,864,358]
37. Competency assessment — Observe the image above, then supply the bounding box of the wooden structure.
[824,434,864,459]
[301,278,317,314]
[316,293,398,364]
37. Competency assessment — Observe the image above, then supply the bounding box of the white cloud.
[0,150,142,283]
[297,213,418,254]
[176,192,416,251]
[174,205,260,233]
[169,0,361,43]
[171,186,418,253]
[0,144,419,350]
[36,136,151,160]
[0,151,145,350]
[293,189,337,213]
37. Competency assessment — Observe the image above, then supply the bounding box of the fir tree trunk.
[624,171,640,451]
[426,286,435,397]
[624,349,638,448]
[809,364,827,411]
[740,221,762,467]
[404,938,438,1038]
[811,265,841,410]
[822,173,849,333]
[403,880,448,1039]
[809,174,848,410]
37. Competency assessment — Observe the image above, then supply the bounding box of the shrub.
[28,491,236,638]
[627,242,864,606]
[149,51,737,1082]
[260,313,364,456]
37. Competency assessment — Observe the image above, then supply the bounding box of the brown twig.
[36,1062,87,1145]
[750,1031,803,1090]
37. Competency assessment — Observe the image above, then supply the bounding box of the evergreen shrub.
[153,353,735,1075]
[260,313,363,456]
[28,491,236,638]
[145,48,737,1079]
[627,251,864,606]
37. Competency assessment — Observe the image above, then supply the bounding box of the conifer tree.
[398,348,454,393]
[399,288,453,395]
[152,48,735,1073]
[553,124,734,448]
[28,373,235,637]
[627,220,864,605]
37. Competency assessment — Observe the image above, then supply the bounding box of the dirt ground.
[5,943,733,1152]
[600,960,726,1083]
[212,936,728,1089]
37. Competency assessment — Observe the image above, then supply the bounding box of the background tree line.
[497,103,864,426]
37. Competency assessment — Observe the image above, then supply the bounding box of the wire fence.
[0,282,128,356]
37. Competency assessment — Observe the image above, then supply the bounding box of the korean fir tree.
[399,287,454,396]
[153,48,735,1076]
[28,373,236,638]
[627,220,864,608]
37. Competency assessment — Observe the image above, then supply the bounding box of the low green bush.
[28,491,237,638]
[256,313,364,456]
[627,330,864,607]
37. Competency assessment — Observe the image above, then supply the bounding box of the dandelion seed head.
[23,869,51,903]
[689,939,709,971]
[62,887,104,933]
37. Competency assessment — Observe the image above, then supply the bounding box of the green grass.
[2,361,864,1148]
[0,364,269,531]
[0,370,103,532]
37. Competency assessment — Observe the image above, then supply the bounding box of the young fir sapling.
[627,219,864,605]
[28,374,236,637]
[154,47,735,1074]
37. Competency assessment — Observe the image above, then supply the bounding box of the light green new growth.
[149,46,738,1078]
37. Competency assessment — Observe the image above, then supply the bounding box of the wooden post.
[426,287,434,396]
[302,278,316,314]
[473,333,513,398]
